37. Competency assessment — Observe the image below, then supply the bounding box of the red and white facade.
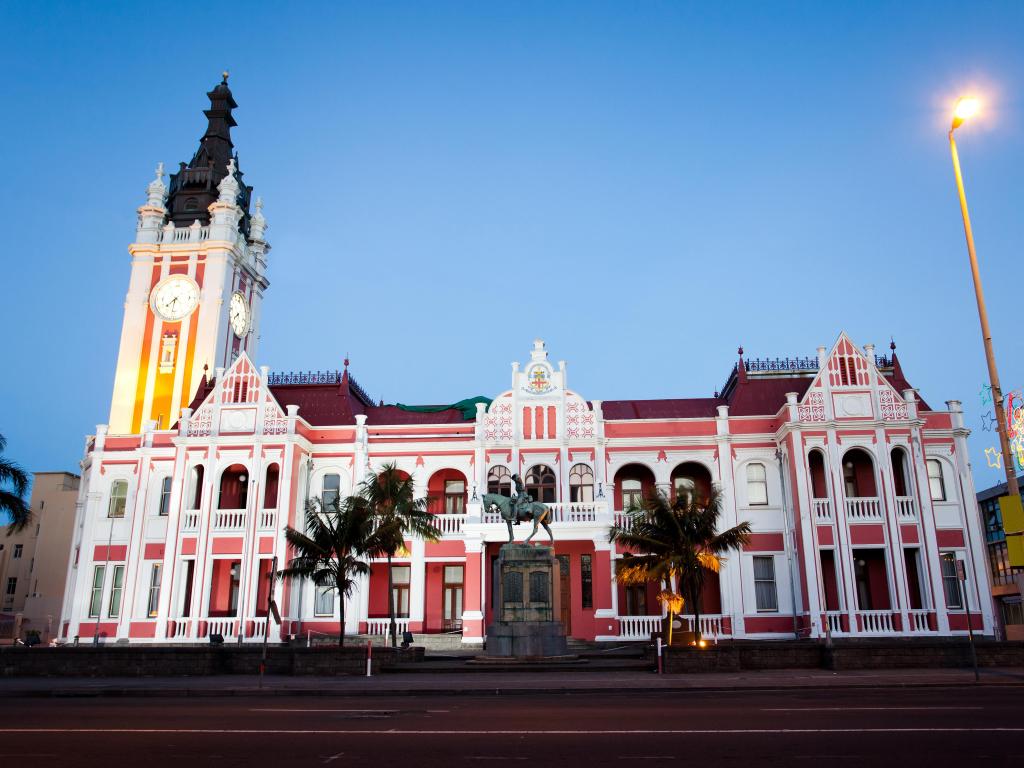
[59,84,995,646]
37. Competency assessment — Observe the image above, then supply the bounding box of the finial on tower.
[890,337,896,352]
[222,70,229,83]
[738,346,744,357]
[250,196,267,241]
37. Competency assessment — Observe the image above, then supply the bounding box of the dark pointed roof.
[166,74,253,234]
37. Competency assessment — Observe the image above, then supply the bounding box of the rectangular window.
[625,585,647,616]
[940,552,962,609]
[580,554,593,609]
[442,565,464,631]
[747,463,769,506]
[147,564,162,618]
[927,460,947,502]
[108,564,125,618]
[158,477,173,516]
[314,585,334,617]
[753,555,779,612]
[13,544,22,559]
[5,577,16,596]
[444,480,466,514]
[88,566,105,618]
[322,474,341,510]
[391,565,411,618]
[108,480,128,518]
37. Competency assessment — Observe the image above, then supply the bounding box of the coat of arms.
[524,364,554,394]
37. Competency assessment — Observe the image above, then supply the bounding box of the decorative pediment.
[185,352,287,437]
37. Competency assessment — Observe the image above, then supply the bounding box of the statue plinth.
[484,543,569,658]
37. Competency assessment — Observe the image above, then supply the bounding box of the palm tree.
[610,485,750,645]
[0,435,31,534]
[279,495,373,647]
[354,463,440,647]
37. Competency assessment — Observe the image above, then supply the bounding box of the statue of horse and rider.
[481,474,554,545]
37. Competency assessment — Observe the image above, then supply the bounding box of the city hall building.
[59,79,994,645]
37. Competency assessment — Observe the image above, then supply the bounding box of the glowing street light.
[947,97,1022,510]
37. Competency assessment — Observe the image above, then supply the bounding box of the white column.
[409,537,426,631]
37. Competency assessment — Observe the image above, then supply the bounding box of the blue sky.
[1,1,1022,495]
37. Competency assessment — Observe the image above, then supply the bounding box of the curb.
[3,678,1023,699]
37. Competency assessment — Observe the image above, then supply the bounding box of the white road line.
[762,706,984,712]
[249,709,398,714]
[0,728,1021,735]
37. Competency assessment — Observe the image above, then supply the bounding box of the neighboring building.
[0,472,80,643]
[58,78,994,645]
[976,473,1024,640]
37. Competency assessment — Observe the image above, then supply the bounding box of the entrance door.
[442,565,464,631]
[556,555,571,633]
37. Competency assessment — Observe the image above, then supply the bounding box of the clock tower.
[108,75,270,434]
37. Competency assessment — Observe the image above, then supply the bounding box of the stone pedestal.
[485,544,569,658]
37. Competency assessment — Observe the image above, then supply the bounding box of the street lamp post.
[948,98,1022,507]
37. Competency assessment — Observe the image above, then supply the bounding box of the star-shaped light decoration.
[979,384,993,406]
[984,446,1003,469]
[981,411,998,432]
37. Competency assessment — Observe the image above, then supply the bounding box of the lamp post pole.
[948,104,1021,505]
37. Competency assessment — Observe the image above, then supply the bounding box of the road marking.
[1,728,1022,735]
[762,706,984,712]
[250,709,398,714]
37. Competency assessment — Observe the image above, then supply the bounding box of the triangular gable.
[186,352,288,437]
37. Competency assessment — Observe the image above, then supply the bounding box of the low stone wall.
[657,640,1024,674]
[0,645,424,678]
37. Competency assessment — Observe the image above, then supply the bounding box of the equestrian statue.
[480,474,554,545]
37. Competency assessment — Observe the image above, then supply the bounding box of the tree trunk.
[387,552,397,648]
[338,581,346,648]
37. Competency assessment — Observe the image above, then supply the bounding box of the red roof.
[601,398,722,420]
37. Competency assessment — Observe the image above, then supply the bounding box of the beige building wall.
[0,472,79,642]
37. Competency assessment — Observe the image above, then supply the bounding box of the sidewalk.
[1,667,1022,698]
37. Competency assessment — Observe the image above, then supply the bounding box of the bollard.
[656,637,663,675]
[366,639,373,677]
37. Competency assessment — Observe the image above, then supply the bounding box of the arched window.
[108,480,128,518]
[621,478,643,510]
[525,464,556,504]
[488,466,511,496]
[264,463,280,510]
[322,473,341,510]
[890,448,909,497]
[842,449,877,498]
[188,465,204,510]
[614,464,655,511]
[218,464,248,510]
[808,451,827,499]
[746,463,768,506]
[927,459,947,502]
[569,464,594,503]
[671,462,713,504]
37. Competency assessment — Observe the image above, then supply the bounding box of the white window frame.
[753,555,779,612]
[940,551,963,609]
[108,564,125,618]
[444,479,466,514]
[108,480,128,518]
[157,477,173,516]
[146,563,162,618]
[322,473,341,510]
[927,459,947,502]
[314,584,335,617]
[746,463,769,506]
[88,565,105,618]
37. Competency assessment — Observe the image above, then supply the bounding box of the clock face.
[151,276,200,322]
[229,292,250,337]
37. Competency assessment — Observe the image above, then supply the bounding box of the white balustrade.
[613,511,632,531]
[683,614,727,641]
[546,502,599,523]
[617,615,662,640]
[249,618,268,639]
[213,509,246,531]
[895,496,917,519]
[181,511,200,531]
[201,618,237,640]
[906,609,932,633]
[258,509,276,530]
[824,610,845,636]
[366,618,410,638]
[169,620,191,640]
[812,499,832,521]
[844,497,883,521]
[430,514,465,536]
[857,610,896,634]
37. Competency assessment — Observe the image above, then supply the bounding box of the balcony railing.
[366,618,410,638]
[167,619,191,640]
[824,610,845,636]
[906,609,933,633]
[617,615,662,640]
[845,497,883,522]
[483,502,607,525]
[812,499,832,522]
[856,610,897,634]
[258,509,276,530]
[181,511,200,531]
[212,509,246,531]
[430,514,465,536]
[895,496,917,519]
[199,618,238,640]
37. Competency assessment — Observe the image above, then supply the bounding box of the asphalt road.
[1,686,1021,766]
